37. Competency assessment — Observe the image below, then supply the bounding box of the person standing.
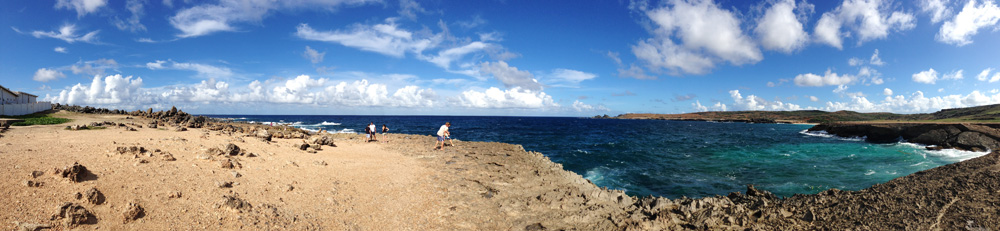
[381,124,390,142]
[368,122,377,142]
[435,122,451,150]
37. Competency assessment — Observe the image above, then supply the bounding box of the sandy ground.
[0,112,462,230]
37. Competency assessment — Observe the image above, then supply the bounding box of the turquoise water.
[206,115,987,198]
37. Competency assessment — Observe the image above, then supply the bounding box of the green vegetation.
[2,112,72,126]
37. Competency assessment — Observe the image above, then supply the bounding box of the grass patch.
[2,112,72,126]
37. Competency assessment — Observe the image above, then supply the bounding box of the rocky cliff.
[808,123,1000,152]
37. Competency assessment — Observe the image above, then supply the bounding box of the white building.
[0,85,51,116]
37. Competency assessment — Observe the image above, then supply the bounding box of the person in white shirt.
[435,122,451,150]
[368,122,377,142]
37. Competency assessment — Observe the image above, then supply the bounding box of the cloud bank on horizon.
[3,0,1000,115]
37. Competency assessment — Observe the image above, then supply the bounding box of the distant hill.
[606,104,1000,123]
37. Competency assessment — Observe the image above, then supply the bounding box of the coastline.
[2,108,999,230]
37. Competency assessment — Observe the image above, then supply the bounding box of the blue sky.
[2,0,1000,116]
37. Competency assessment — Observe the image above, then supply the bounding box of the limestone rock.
[52,202,93,228]
[122,202,144,223]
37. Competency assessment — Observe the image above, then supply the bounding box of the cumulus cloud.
[813,0,916,49]
[54,47,68,53]
[171,0,376,38]
[977,68,1000,82]
[146,60,233,79]
[478,61,542,91]
[692,100,727,112]
[572,101,609,112]
[607,51,656,80]
[29,24,100,44]
[824,90,1000,113]
[48,74,147,106]
[303,46,325,64]
[755,0,810,53]
[869,49,885,66]
[810,95,820,101]
[943,69,964,80]
[728,90,802,111]
[793,70,855,86]
[33,68,66,82]
[56,0,108,17]
[632,0,762,75]
[457,87,558,109]
[921,0,953,23]
[912,68,939,84]
[884,88,893,95]
[938,0,1000,46]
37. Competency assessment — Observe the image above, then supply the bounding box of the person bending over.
[435,122,451,150]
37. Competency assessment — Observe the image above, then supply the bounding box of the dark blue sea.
[203,115,987,199]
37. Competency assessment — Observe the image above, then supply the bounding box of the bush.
[2,113,72,126]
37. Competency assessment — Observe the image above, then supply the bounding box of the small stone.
[23,180,42,187]
[298,143,309,151]
[218,159,235,169]
[306,149,317,154]
[53,203,92,228]
[84,188,104,205]
[216,181,234,188]
[122,202,144,223]
[231,171,242,178]
[196,153,213,160]
[282,184,294,192]
[30,170,44,178]
[167,191,182,199]
[220,195,251,213]
[313,161,328,166]
[162,153,177,161]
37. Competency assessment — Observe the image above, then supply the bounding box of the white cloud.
[943,69,964,80]
[295,20,437,58]
[33,68,66,82]
[813,0,916,48]
[728,90,802,111]
[692,100,728,112]
[977,68,993,81]
[112,0,147,32]
[161,79,231,102]
[991,73,1000,83]
[54,47,68,53]
[869,49,885,66]
[755,0,810,53]
[824,90,1000,113]
[457,87,558,109]
[938,0,1000,46]
[398,0,426,20]
[913,68,939,84]
[303,46,325,64]
[145,60,233,79]
[420,41,493,70]
[478,61,542,91]
[270,75,328,104]
[633,0,762,75]
[810,95,820,101]
[55,0,107,17]
[71,58,119,76]
[170,0,376,38]
[848,57,864,66]
[572,101,609,112]
[884,88,893,95]
[544,69,597,88]
[793,69,855,86]
[30,24,100,44]
[921,0,953,23]
[48,74,147,106]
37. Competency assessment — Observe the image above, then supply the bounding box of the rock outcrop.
[808,123,1000,151]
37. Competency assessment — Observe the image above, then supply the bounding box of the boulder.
[220,195,252,213]
[52,202,93,228]
[223,143,240,156]
[298,143,310,151]
[255,128,272,142]
[308,135,336,147]
[55,162,88,182]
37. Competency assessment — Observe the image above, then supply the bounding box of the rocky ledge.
[808,123,1000,152]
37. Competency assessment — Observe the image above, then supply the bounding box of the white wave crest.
[799,130,865,141]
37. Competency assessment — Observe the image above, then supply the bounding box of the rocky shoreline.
[2,107,998,230]
[809,122,1000,152]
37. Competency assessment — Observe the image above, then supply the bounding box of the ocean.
[204,115,988,199]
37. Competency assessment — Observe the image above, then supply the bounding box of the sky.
[2,0,1000,116]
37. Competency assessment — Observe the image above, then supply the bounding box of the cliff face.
[808,123,1000,151]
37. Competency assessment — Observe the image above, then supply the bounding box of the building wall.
[0,102,52,116]
[0,90,15,104]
